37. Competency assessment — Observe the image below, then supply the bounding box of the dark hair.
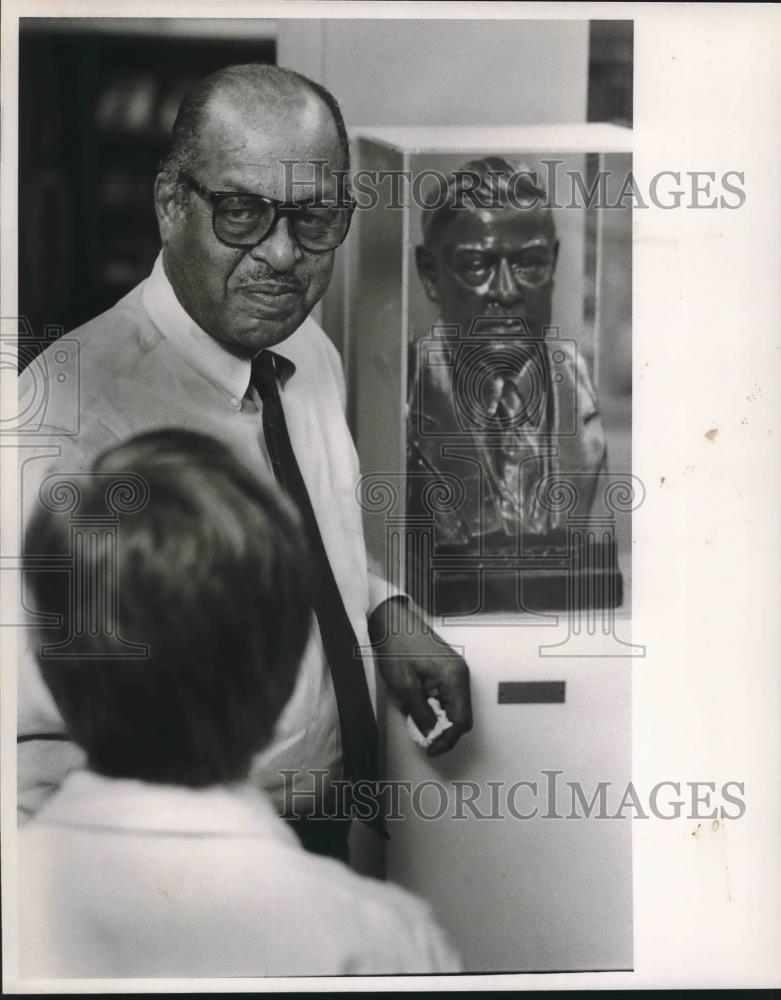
[24,429,313,787]
[158,64,351,205]
[420,155,552,248]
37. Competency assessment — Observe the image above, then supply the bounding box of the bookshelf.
[19,20,276,363]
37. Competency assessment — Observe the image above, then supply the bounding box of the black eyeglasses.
[180,173,355,253]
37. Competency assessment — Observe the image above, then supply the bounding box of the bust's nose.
[489,257,524,308]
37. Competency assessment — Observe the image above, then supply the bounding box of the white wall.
[279,18,588,127]
[277,18,590,356]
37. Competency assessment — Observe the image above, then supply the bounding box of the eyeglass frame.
[178,172,356,253]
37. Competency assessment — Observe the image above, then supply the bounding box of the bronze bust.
[407,158,615,611]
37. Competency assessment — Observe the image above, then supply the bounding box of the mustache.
[237,269,304,293]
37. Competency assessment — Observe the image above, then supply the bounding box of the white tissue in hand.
[406,697,453,748]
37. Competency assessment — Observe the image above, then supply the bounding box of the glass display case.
[349,125,634,618]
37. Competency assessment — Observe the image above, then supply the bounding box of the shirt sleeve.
[344,881,463,975]
[405,902,464,974]
[367,567,408,614]
[16,422,113,820]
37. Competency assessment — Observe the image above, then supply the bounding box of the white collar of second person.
[34,769,298,842]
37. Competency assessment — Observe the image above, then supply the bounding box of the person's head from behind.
[416,156,559,341]
[155,63,352,356]
[24,429,312,787]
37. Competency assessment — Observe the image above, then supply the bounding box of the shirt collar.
[35,768,300,845]
[265,350,296,389]
[142,253,297,401]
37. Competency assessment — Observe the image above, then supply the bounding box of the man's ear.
[415,245,440,305]
[154,174,184,246]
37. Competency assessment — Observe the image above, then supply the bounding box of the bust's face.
[417,203,558,341]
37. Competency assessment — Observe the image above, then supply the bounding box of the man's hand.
[368,597,472,757]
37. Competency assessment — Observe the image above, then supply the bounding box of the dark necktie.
[251,351,386,837]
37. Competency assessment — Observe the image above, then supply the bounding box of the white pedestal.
[384,612,633,973]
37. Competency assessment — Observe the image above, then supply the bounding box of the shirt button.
[230,397,240,409]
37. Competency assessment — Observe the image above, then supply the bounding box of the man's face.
[417,203,558,341]
[157,91,344,354]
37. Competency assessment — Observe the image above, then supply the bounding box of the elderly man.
[18,64,471,862]
[407,157,609,610]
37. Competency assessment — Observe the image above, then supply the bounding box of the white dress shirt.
[17,254,400,818]
[18,769,462,977]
